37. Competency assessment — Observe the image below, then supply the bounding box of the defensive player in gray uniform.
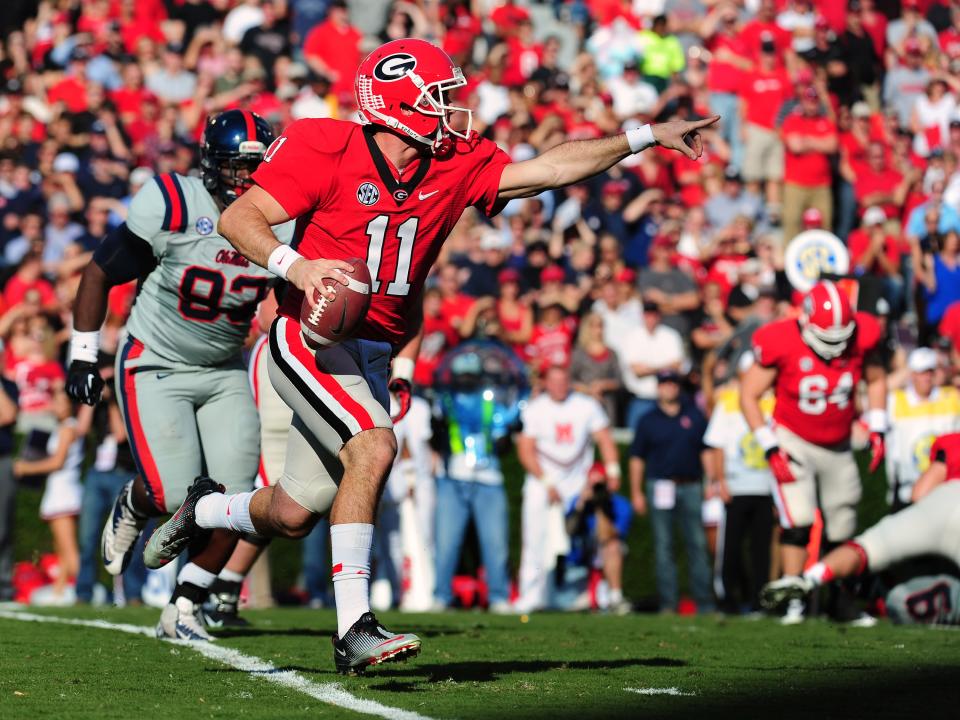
[762,432,960,624]
[66,110,292,640]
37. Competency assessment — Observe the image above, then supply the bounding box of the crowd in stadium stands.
[2,0,960,615]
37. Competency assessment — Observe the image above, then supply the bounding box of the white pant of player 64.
[772,426,862,542]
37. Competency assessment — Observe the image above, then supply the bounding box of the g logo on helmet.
[373,53,417,82]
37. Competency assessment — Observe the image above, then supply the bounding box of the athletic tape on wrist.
[391,356,415,383]
[605,461,621,479]
[70,330,100,364]
[626,125,656,153]
[753,425,778,454]
[865,408,888,434]
[267,245,304,280]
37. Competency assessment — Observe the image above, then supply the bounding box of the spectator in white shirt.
[619,302,686,430]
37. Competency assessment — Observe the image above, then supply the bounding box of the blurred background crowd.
[2,0,960,616]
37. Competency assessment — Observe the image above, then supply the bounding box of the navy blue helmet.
[200,109,274,206]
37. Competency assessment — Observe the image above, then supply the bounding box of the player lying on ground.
[143,37,718,673]
[761,432,960,623]
[741,280,887,623]
[67,110,288,639]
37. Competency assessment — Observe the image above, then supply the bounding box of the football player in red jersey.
[741,280,888,623]
[761,432,960,621]
[145,38,718,673]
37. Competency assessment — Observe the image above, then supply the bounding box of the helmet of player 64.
[355,38,472,154]
[800,280,856,359]
[200,109,275,206]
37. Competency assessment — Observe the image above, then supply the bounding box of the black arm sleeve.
[91,223,158,285]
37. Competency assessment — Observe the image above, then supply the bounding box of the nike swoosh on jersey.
[331,300,348,335]
[156,373,171,380]
[418,190,438,200]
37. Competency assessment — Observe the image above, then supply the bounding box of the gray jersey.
[886,574,960,625]
[125,173,293,366]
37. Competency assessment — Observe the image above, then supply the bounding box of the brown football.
[299,257,372,348]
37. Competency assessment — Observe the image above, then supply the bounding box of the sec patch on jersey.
[300,257,372,348]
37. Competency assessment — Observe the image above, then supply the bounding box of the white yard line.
[0,610,436,720]
[624,686,696,697]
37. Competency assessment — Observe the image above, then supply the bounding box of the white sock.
[177,562,217,589]
[803,562,833,586]
[218,568,245,584]
[609,587,623,604]
[195,490,259,534]
[331,523,373,638]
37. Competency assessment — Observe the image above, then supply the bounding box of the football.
[299,257,372,348]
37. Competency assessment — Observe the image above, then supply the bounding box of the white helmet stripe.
[823,280,842,327]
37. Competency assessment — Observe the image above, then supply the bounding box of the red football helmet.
[800,280,856,359]
[355,38,472,154]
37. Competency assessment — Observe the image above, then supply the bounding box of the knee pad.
[780,526,812,548]
[240,532,272,548]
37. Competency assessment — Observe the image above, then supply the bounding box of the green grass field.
[1,607,959,720]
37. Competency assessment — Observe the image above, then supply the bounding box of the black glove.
[388,377,412,422]
[66,360,104,406]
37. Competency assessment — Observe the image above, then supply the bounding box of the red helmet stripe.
[241,110,256,141]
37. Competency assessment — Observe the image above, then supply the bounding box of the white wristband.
[753,425,778,454]
[626,124,656,153]
[605,461,621,480]
[539,474,555,488]
[70,330,100,364]
[267,245,304,280]
[391,356,415,383]
[865,409,889,434]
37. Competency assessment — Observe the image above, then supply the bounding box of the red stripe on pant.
[283,318,375,431]
[159,174,183,231]
[251,336,270,487]
[774,482,795,528]
[123,342,166,511]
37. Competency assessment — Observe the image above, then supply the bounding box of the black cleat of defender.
[332,612,422,675]
[202,583,250,628]
[143,477,223,569]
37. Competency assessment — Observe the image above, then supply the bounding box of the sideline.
[0,609,437,720]
[624,686,696,696]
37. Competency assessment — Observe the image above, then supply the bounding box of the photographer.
[565,462,632,614]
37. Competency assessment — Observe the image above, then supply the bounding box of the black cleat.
[332,612,422,675]
[143,477,222,569]
[202,582,249,628]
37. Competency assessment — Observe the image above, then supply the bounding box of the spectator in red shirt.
[47,49,90,114]
[740,0,793,60]
[853,141,912,228]
[849,206,904,314]
[414,287,460,387]
[700,4,752,174]
[781,85,839,242]
[527,303,576,371]
[502,18,542,87]
[495,268,533,359]
[740,36,791,214]
[3,254,57,310]
[302,0,363,99]
[110,62,154,123]
[437,263,475,339]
